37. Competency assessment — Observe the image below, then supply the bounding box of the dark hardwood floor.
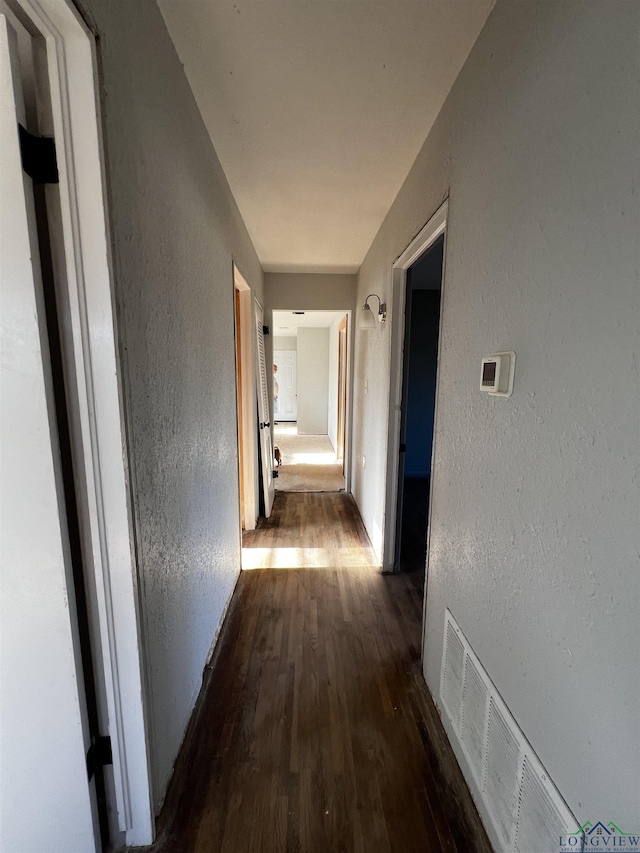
[150,492,481,853]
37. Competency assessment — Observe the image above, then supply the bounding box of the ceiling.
[272,310,344,337]
[158,1,494,273]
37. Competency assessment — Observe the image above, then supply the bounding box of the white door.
[255,301,275,517]
[0,13,98,851]
[274,350,297,421]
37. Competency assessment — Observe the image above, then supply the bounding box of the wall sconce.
[358,294,387,330]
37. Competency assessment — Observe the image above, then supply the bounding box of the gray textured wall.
[265,272,357,312]
[83,0,263,809]
[354,0,639,831]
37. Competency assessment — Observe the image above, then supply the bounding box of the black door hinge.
[263,325,269,335]
[399,443,407,453]
[18,124,59,184]
[86,735,112,782]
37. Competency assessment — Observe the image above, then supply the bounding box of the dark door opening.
[395,235,444,592]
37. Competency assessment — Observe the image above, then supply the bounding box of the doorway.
[383,201,448,579]
[395,238,444,589]
[271,309,350,492]
[0,2,153,849]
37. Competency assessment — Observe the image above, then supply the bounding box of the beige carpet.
[273,425,345,492]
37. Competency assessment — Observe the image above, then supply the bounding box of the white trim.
[382,200,448,572]
[13,0,153,844]
[233,263,258,531]
[344,310,354,491]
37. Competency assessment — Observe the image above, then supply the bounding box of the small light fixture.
[358,294,386,330]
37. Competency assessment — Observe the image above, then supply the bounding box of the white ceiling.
[158,1,494,273]
[272,310,344,337]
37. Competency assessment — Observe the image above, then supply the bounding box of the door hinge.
[86,735,112,782]
[18,124,59,184]
[399,443,407,453]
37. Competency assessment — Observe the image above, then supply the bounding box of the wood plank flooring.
[152,493,479,853]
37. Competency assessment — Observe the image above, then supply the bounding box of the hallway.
[152,493,479,852]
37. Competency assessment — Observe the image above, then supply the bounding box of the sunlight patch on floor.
[273,425,337,464]
[286,451,337,465]
[274,424,297,436]
[241,546,372,570]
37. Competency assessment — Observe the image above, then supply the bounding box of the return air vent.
[485,697,522,847]
[516,756,582,853]
[440,610,583,853]
[461,653,489,786]
[441,618,464,730]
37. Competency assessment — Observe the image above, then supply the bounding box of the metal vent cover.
[440,610,583,853]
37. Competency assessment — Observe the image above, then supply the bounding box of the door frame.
[10,0,153,844]
[382,200,448,573]
[233,264,258,531]
[337,316,348,470]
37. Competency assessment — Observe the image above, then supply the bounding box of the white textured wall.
[354,0,639,832]
[297,328,330,434]
[83,0,263,809]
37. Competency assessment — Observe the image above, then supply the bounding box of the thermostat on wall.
[480,352,516,397]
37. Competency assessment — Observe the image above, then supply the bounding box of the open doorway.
[272,310,350,492]
[395,238,444,590]
[383,201,447,586]
[1,2,152,848]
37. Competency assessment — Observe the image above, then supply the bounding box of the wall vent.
[440,610,584,853]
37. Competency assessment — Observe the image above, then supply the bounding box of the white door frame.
[11,0,153,844]
[343,310,354,491]
[334,309,354,491]
[382,200,448,572]
[233,263,258,531]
